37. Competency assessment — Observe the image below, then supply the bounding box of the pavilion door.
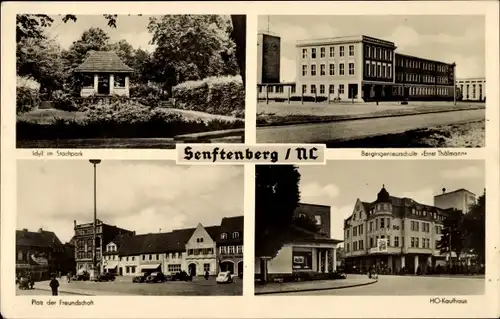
[98,75,110,95]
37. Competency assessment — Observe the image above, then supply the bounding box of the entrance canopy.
[105,264,118,270]
[141,264,161,270]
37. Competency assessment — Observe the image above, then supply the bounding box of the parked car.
[145,272,166,283]
[132,273,148,283]
[75,271,90,281]
[332,270,347,279]
[216,271,233,284]
[172,271,192,282]
[95,272,116,282]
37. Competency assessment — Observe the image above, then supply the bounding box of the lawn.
[18,108,87,124]
[257,101,486,126]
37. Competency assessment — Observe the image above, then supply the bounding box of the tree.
[148,15,239,91]
[461,191,485,263]
[63,27,111,69]
[107,39,135,68]
[292,215,321,234]
[230,15,246,87]
[255,165,301,282]
[17,37,65,98]
[437,209,465,263]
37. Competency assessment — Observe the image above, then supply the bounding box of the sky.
[258,15,485,81]
[45,15,157,52]
[297,160,485,243]
[17,160,244,243]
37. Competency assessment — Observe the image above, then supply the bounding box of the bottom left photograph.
[15,159,244,296]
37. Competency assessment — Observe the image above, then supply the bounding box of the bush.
[17,87,41,114]
[173,76,244,118]
[289,95,329,103]
[52,90,78,111]
[130,84,168,108]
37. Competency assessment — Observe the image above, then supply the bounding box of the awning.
[105,265,117,270]
[141,264,161,270]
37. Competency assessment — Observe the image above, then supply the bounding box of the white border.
[2,1,499,319]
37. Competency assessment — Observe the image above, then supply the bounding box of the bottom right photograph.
[254,160,486,296]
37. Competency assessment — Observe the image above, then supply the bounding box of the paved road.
[17,288,73,296]
[275,275,485,296]
[256,109,485,144]
[17,276,242,296]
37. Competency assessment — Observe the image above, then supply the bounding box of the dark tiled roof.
[16,230,63,248]
[287,225,342,244]
[118,229,193,256]
[74,51,133,73]
[217,216,243,245]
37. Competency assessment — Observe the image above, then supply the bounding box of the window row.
[369,235,399,248]
[395,86,452,97]
[410,237,432,249]
[301,84,345,95]
[460,84,483,99]
[188,248,214,255]
[364,44,393,62]
[396,58,447,72]
[220,232,240,240]
[301,45,355,59]
[411,208,446,221]
[220,245,243,255]
[364,60,393,79]
[396,72,439,84]
[301,63,355,76]
[411,221,432,232]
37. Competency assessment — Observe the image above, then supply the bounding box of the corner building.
[343,186,461,274]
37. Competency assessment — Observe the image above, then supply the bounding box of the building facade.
[255,203,342,281]
[73,219,135,275]
[456,77,486,101]
[434,188,477,214]
[16,228,67,280]
[393,53,455,101]
[217,216,244,277]
[343,186,458,274]
[258,34,456,102]
[100,216,244,277]
[74,51,133,97]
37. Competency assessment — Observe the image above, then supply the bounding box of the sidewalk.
[255,277,377,295]
[33,280,129,296]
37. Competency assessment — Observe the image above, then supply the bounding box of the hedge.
[16,99,244,140]
[173,76,244,118]
[17,87,41,114]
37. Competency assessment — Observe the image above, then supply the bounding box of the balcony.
[219,252,243,258]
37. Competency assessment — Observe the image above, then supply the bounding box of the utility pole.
[89,159,101,280]
[452,62,457,106]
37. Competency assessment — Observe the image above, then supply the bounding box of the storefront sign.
[377,238,388,252]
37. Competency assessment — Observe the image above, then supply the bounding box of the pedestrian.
[49,276,59,296]
[204,270,209,280]
[67,271,72,283]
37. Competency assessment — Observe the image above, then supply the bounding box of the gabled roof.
[16,229,63,249]
[217,216,243,245]
[74,51,133,73]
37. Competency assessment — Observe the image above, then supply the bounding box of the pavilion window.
[114,75,126,88]
[81,74,93,88]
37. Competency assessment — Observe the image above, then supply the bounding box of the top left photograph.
[16,14,246,149]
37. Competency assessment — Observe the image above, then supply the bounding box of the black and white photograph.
[256,15,486,148]
[16,14,246,148]
[254,161,485,295]
[16,160,244,296]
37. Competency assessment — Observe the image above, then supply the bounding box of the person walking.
[49,275,59,296]
[67,271,71,283]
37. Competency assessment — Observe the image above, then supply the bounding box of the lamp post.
[452,62,457,106]
[89,159,101,279]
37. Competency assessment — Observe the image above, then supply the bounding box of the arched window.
[232,232,239,239]
[220,233,227,239]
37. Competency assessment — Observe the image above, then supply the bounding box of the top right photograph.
[256,15,486,148]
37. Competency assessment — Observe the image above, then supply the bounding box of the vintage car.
[95,272,116,282]
[171,271,192,282]
[132,273,149,283]
[216,271,233,284]
[75,271,90,281]
[145,272,167,283]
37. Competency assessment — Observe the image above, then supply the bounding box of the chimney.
[74,220,77,227]
[22,228,28,232]
[442,188,446,194]
[38,228,43,233]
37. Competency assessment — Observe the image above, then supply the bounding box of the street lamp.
[89,159,101,279]
[452,62,457,106]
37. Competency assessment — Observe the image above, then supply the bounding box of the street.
[256,109,485,144]
[274,275,485,296]
[16,276,242,296]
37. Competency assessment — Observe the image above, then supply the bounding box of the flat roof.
[395,52,454,66]
[296,35,395,48]
[456,77,486,81]
[434,188,476,197]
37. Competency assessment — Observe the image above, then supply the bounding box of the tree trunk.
[260,257,268,283]
[230,15,246,87]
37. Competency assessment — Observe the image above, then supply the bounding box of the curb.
[257,107,485,128]
[255,279,378,295]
